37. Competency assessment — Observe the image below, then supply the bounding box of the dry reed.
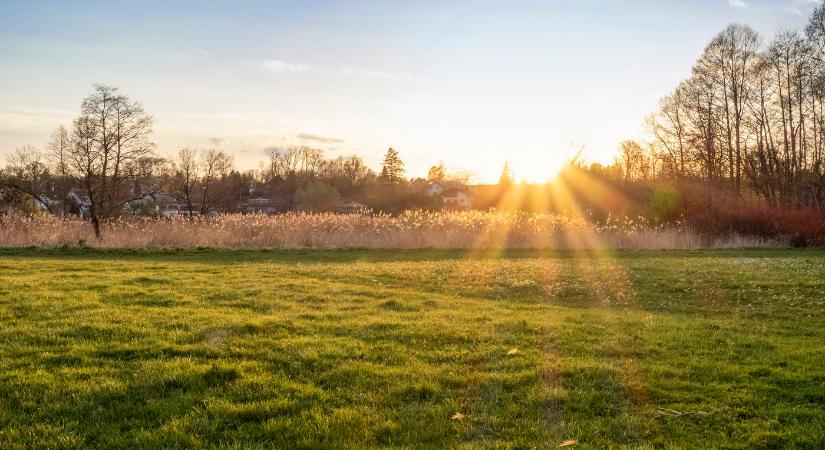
[0,211,782,250]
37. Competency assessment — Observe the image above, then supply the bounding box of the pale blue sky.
[0,0,818,181]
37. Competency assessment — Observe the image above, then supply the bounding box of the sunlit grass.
[0,248,824,447]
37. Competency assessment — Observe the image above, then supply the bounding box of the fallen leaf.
[507,348,519,355]
[450,412,465,421]
[557,439,577,447]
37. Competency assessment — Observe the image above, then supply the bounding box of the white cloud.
[258,58,413,80]
[297,132,345,144]
[261,59,312,73]
[0,106,75,132]
[729,0,747,8]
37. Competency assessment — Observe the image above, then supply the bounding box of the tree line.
[0,85,467,236]
[620,6,825,210]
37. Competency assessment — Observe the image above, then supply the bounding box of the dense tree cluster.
[640,8,825,209]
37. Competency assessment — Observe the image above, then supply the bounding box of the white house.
[238,197,291,214]
[122,192,199,217]
[426,182,445,197]
[339,201,368,214]
[441,188,471,210]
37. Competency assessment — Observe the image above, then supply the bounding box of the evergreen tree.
[498,162,515,186]
[379,147,405,184]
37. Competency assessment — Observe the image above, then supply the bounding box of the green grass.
[0,248,824,449]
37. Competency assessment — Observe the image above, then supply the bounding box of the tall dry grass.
[0,211,782,250]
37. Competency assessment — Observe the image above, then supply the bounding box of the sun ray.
[466,183,528,258]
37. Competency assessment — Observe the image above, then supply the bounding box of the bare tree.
[617,140,645,183]
[644,10,825,209]
[170,148,200,218]
[198,148,233,215]
[46,125,73,215]
[0,146,53,212]
[648,82,689,177]
[340,156,374,190]
[703,24,761,190]
[65,85,154,237]
[263,145,327,191]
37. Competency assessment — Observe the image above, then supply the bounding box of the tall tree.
[65,85,154,237]
[46,125,73,215]
[648,83,689,177]
[264,145,324,192]
[198,148,233,215]
[379,147,405,184]
[319,155,373,195]
[498,161,515,186]
[617,141,645,183]
[645,10,825,208]
[427,161,446,182]
[170,148,200,218]
[702,24,761,190]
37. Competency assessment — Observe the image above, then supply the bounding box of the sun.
[519,156,566,182]
[489,152,568,184]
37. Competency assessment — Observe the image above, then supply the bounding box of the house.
[441,188,471,210]
[124,192,198,217]
[152,193,190,217]
[67,189,91,217]
[426,182,445,197]
[339,201,368,214]
[427,181,473,210]
[237,197,291,214]
[33,195,59,213]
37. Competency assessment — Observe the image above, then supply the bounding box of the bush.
[295,182,341,212]
[676,182,825,246]
[649,185,681,221]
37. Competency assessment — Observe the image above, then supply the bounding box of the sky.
[0,0,820,182]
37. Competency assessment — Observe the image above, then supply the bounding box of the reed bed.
[0,211,781,250]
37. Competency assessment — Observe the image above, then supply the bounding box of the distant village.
[2,139,493,219]
[0,86,527,225]
[50,179,475,218]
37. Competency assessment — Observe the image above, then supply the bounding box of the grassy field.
[0,249,823,448]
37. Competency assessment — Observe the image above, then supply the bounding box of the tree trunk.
[91,214,102,239]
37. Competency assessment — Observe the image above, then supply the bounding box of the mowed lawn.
[0,249,824,449]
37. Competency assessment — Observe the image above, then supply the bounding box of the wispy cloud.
[729,0,747,8]
[297,133,345,144]
[261,59,312,73]
[0,106,75,132]
[259,58,414,79]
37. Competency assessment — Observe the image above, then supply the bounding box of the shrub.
[295,182,341,212]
